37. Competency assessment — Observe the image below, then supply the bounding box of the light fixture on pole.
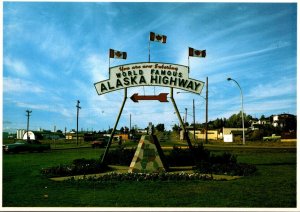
[227,77,245,145]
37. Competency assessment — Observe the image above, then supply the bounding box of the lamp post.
[227,77,245,145]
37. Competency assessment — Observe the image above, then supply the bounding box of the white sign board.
[223,134,233,142]
[94,62,204,95]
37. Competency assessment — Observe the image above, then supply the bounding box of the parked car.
[91,137,109,148]
[3,140,51,153]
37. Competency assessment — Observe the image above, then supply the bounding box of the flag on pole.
[189,47,206,57]
[109,49,127,59]
[150,32,167,43]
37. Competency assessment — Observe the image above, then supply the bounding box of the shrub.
[194,152,257,176]
[166,143,211,166]
[165,143,256,176]
[41,158,110,177]
[103,146,136,166]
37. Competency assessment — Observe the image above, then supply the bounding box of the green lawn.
[2,142,297,208]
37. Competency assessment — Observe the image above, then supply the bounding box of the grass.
[2,140,297,208]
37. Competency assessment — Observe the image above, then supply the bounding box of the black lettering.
[124,77,130,86]
[169,77,177,86]
[194,82,202,91]
[116,73,122,78]
[108,82,115,89]
[139,70,144,75]
[178,78,188,87]
[131,76,137,84]
[161,70,166,75]
[162,76,169,84]
[186,81,194,90]
[151,75,158,84]
[101,83,108,92]
[178,72,183,78]
[116,79,123,88]
[167,71,172,76]
[139,76,146,84]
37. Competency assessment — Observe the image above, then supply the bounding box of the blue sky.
[2,2,297,133]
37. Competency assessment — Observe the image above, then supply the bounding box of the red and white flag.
[150,32,167,43]
[189,47,206,57]
[109,49,127,59]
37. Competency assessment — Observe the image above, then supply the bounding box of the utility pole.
[26,110,32,143]
[129,113,132,139]
[185,108,188,126]
[185,107,188,141]
[193,99,195,141]
[76,100,81,146]
[205,77,208,144]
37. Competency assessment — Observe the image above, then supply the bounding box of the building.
[189,129,221,140]
[22,131,36,140]
[222,128,244,142]
[17,129,26,139]
[179,128,222,141]
[271,113,296,129]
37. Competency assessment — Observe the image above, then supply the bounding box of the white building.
[16,129,26,139]
[22,131,36,140]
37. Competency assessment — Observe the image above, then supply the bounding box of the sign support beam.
[170,88,195,155]
[101,88,127,164]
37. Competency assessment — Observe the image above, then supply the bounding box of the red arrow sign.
[130,93,169,103]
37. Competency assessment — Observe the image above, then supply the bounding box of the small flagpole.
[148,40,151,62]
[188,55,190,73]
[149,40,156,95]
[108,49,111,69]
[146,39,150,96]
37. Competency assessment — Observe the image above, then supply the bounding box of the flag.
[109,49,127,59]
[189,47,206,57]
[150,32,167,43]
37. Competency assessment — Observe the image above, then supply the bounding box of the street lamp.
[227,77,245,145]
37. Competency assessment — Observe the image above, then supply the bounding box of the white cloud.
[214,41,291,65]
[4,57,29,76]
[247,79,295,99]
[38,24,73,61]
[14,101,73,119]
[83,54,108,82]
[245,98,296,116]
[3,77,45,94]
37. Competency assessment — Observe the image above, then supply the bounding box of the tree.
[224,112,252,128]
[155,123,165,132]
[172,124,180,132]
[212,118,225,129]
